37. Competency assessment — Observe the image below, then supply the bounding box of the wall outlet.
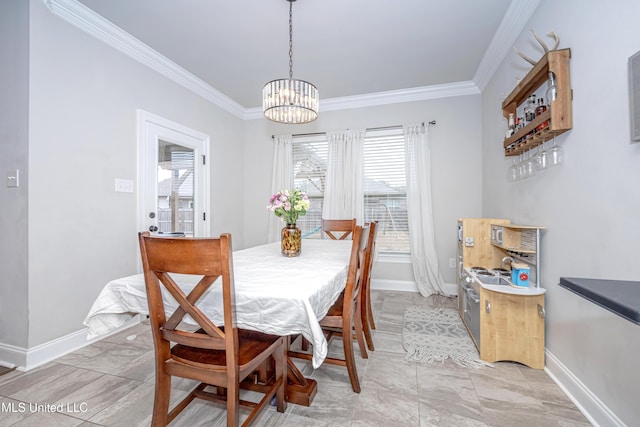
[6,169,19,188]
[115,178,134,193]
[449,258,456,268]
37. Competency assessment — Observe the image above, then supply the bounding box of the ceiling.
[73,0,523,110]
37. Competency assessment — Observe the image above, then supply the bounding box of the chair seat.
[172,328,281,368]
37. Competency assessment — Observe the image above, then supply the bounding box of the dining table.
[84,238,354,406]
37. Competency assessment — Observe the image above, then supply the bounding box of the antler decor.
[514,30,560,66]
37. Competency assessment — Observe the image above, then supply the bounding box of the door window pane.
[157,140,195,236]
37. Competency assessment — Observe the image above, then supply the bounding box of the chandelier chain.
[262,0,318,124]
[288,0,293,79]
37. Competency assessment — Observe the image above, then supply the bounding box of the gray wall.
[20,0,245,348]
[0,0,30,349]
[481,0,640,424]
[242,95,483,286]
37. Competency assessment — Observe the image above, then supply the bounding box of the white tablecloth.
[84,239,353,368]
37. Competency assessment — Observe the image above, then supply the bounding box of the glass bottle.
[525,95,536,122]
[535,98,547,116]
[535,98,549,132]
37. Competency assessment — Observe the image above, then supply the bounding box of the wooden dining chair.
[360,220,378,351]
[321,218,357,240]
[290,224,371,393]
[138,232,286,427]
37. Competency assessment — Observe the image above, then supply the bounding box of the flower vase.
[281,223,301,257]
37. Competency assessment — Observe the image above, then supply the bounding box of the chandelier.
[263,0,319,124]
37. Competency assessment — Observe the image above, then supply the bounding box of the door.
[138,110,210,238]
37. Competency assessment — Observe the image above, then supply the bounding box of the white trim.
[545,349,626,427]
[473,0,541,90]
[44,0,245,119]
[371,279,457,296]
[0,316,141,371]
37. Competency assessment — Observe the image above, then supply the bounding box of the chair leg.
[362,312,375,351]
[367,296,376,330]
[353,307,368,359]
[365,281,376,330]
[226,379,240,427]
[360,286,375,351]
[342,324,361,393]
[276,340,287,413]
[152,370,171,427]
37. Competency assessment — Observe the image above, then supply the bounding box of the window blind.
[363,129,408,253]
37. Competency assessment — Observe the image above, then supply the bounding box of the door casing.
[137,110,210,242]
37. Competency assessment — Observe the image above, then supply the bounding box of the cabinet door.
[479,289,545,369]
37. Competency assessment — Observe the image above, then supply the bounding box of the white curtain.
[267,135,293,242]
[404,124,447,296]
[322,129,365,225]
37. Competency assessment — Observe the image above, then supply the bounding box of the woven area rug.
[402,306,491,369]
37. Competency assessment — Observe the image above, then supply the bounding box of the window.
[291,129,409,253]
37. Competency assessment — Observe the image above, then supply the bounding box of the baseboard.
[0,315,141,371]
[371,279,458,296]
[545,349,625,427]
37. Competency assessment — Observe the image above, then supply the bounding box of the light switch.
[6,170,19,188]
[115,178,134,193]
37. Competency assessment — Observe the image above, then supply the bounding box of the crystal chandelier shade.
[263,0,318,124]
[263,78,318,124]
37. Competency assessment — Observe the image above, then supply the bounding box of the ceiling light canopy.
[263,0,318,124]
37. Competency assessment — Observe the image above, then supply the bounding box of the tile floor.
[0,291,591,426]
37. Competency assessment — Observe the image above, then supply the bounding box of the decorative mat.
[402,306,492,369]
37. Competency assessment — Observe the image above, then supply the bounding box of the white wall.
[481,0,640,424]
[20,0,245,349]
[242,95,483,287]
[0,0,30,350]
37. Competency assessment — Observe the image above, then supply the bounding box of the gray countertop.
[559,277,640,325]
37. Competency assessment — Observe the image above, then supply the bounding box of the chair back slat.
[139,232,235,352]
[161,329,226,350]
[322,218,357,240]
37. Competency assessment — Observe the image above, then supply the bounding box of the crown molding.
[243,81,481,120]
[44,0,246,119]
[472,0,540,90]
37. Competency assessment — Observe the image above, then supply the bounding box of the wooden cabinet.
[480,289,545,369]
[502,48,572,157]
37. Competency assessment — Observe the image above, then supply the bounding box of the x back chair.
[360,221,378,351]
[321,218,357,240]
[138,232,286,427]
[290,224,371,393]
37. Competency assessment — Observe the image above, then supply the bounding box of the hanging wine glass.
[507,156,518,182]
[536,141,548,171]
[548,134,562,167]
[517,153,526,180]
[526,149,537,178]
